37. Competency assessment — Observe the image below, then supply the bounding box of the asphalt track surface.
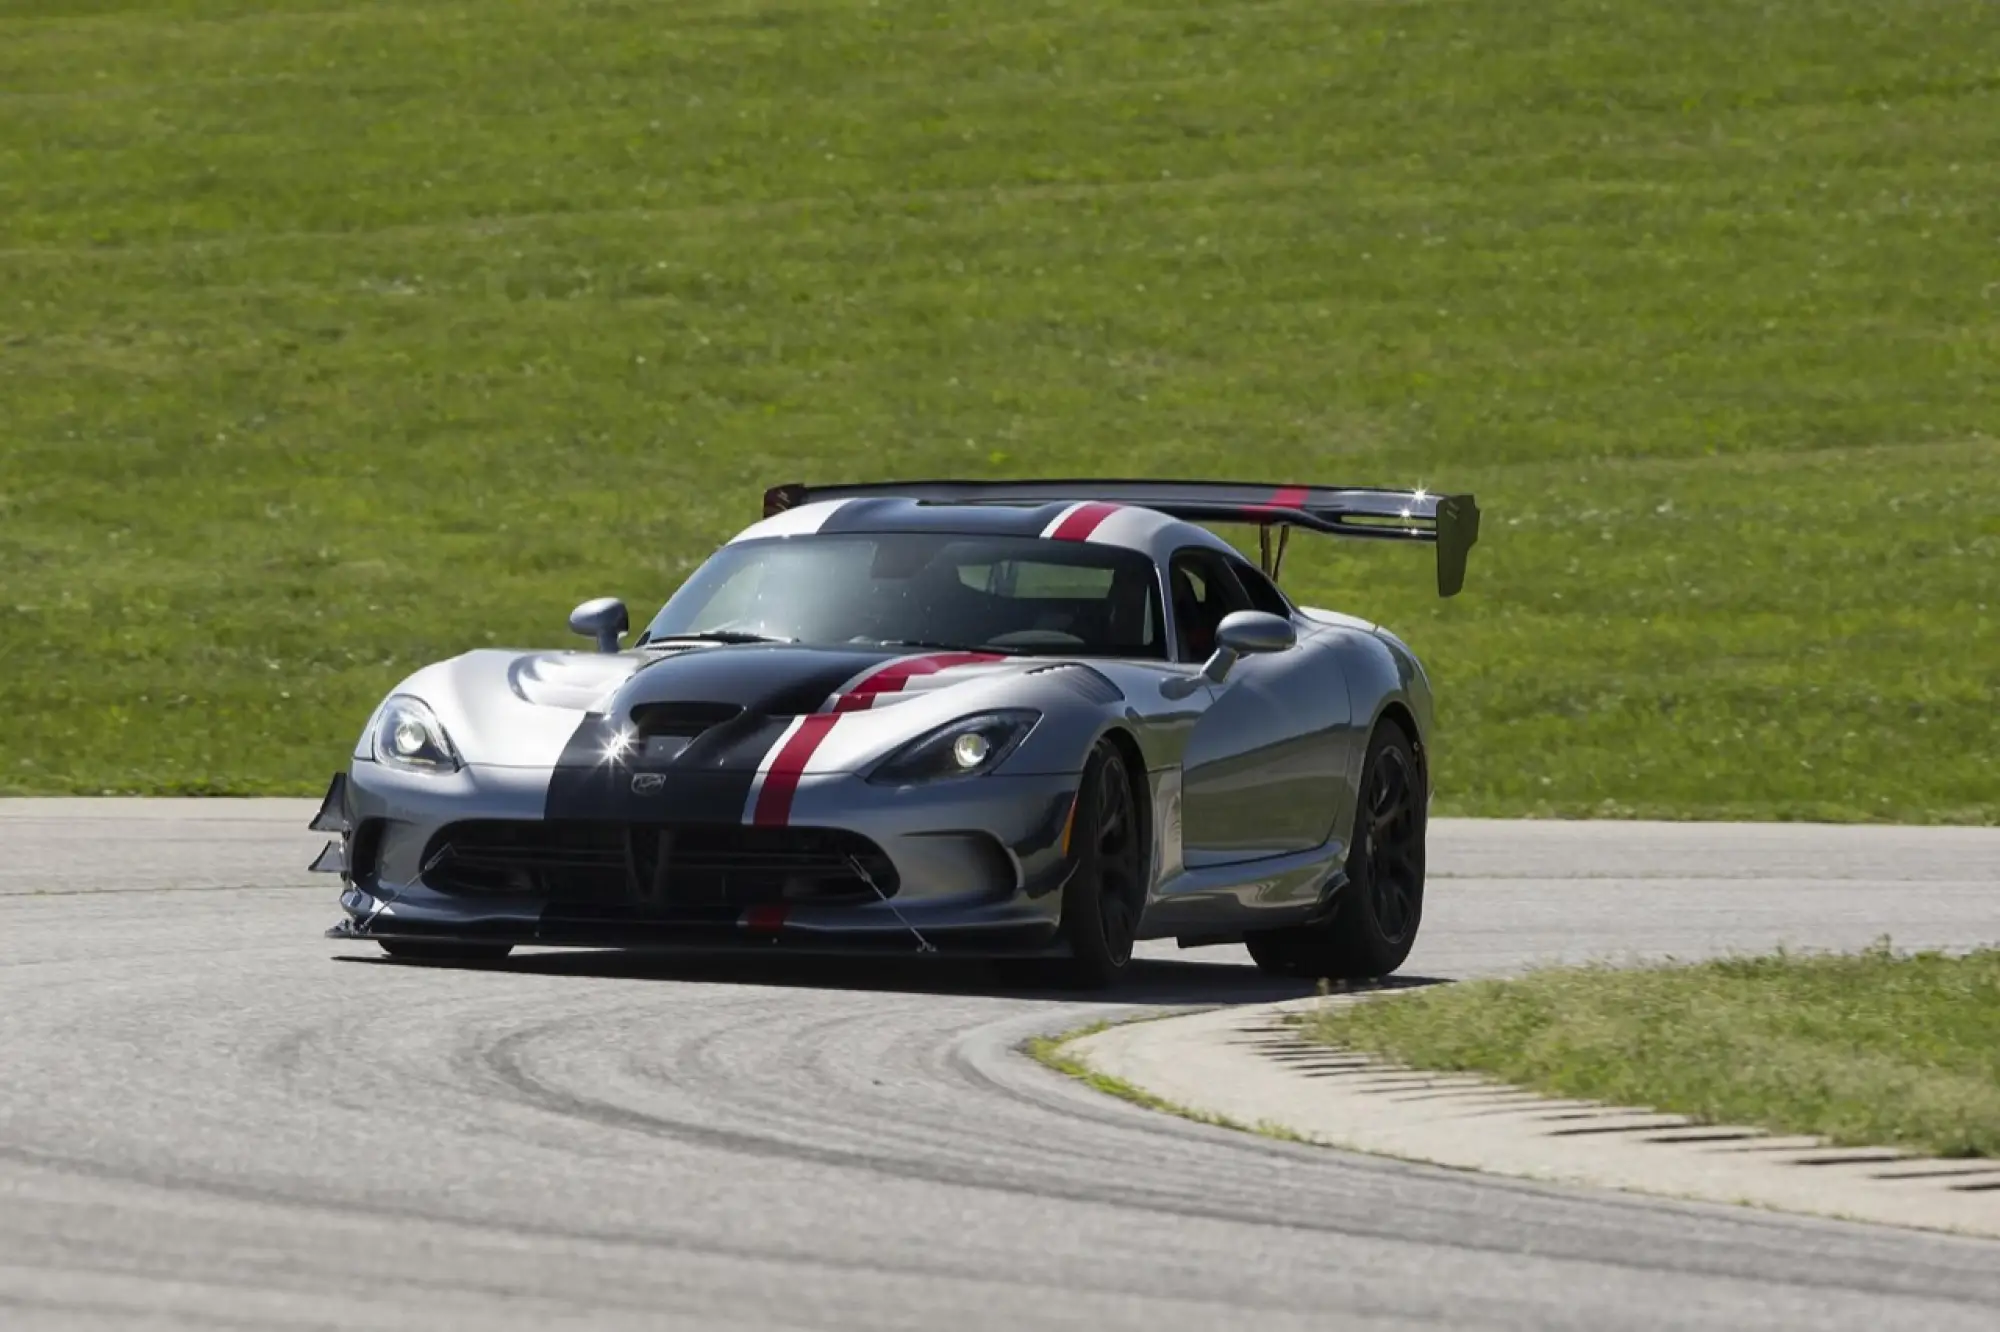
[3,800,1998,1330]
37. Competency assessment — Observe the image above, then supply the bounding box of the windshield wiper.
[640,630,798,647]
[860,638,1024,655]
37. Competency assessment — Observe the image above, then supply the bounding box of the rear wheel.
[378,940,514,963]
[1051,739,1147,989]
[1245,720,1425,981]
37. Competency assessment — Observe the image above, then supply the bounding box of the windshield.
[642,534,1165,658]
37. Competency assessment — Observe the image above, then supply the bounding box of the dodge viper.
[313,478,1478,987]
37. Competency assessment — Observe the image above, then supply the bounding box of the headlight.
[369,695,462,773]
[867,710,1040,785]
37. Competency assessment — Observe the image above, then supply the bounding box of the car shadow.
[334,946,1450,1007]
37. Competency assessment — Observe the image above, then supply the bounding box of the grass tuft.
[1299,942,2000,1158]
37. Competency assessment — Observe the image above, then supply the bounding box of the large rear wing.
[761,478,1480,597]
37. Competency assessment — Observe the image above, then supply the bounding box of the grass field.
[3,0,1995,814]
[1299,946,2000,1158]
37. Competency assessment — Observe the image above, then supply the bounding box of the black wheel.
[1245,720,1425,981]
[1051,739,1147,989]
[378,940,514,963]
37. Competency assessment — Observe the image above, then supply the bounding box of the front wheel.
[1050,739,1147,989]
[1245,720,1425,981]
[378,940,514,964]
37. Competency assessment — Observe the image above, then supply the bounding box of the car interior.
[1169,551,1256,661]
[908,553,1166,657]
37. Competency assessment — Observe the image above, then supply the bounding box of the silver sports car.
[314,479,1479,987]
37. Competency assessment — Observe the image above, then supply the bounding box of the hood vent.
[628,702,745,738]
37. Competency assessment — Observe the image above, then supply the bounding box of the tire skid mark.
[626,998,1159,1179]
[486,987,1203,1190]
[482,996,1345,1216]
[475,1018,1314,1233]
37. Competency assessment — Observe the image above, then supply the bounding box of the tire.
[1245,719,1425,982]
[1050,739,1148,989]
[378,940,515,963]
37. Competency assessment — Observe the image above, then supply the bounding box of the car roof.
[729,496,1244,565]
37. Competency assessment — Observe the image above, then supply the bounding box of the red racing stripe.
[1049,501,1121,541]
[1247,485,1311,516]
[742,904,789,932]
[751,714,839,826]
[828,652,1001,713]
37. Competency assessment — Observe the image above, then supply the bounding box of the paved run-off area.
[1,801,1997,1329]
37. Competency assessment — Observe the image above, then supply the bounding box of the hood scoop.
[629,701,745,737]
[626,700,754,765]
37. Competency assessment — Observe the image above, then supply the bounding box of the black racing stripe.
[541,643,900,823]
[544,713,785,823]
[813,496,1067,538]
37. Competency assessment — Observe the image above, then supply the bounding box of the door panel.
[1178,642,1351,864]
[1166,545,1354,866]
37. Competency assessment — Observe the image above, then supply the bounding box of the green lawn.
[1299,946,2000,1158]
[2,0,1995,814]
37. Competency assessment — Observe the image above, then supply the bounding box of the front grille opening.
[347,818,385,884]
[419,820,898,915]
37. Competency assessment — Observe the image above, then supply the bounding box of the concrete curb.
[1064,994,2000,1240]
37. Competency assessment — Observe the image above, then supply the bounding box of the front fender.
[354,649,639,769]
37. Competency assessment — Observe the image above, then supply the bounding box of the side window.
[1229,559,1293,617]
[1167,548,1253,661]
[942,553,1162,657]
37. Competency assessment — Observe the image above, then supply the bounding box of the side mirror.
[1201,610,1296,684]
[568,597,629,654]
